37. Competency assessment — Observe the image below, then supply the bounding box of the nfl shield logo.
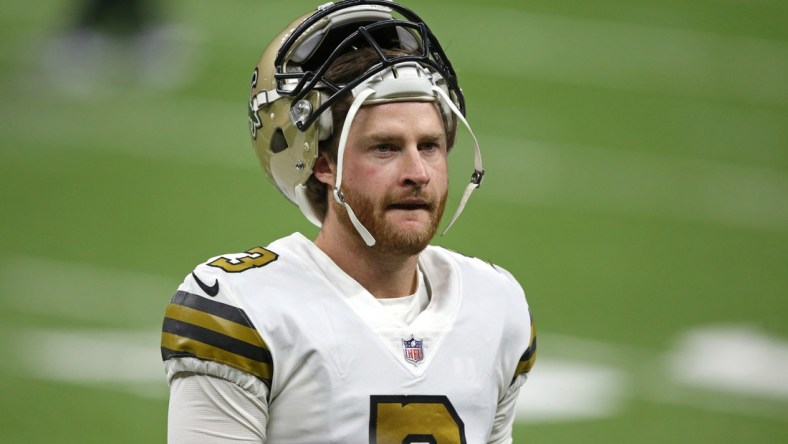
[402,336,424,366]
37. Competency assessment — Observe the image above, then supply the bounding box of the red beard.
[333,186,448,255]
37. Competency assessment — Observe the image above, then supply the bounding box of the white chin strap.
[333,88,378,247]
[432,85,484,236]
[332,65,484,248]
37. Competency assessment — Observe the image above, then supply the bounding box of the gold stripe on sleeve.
[164,303,267,350]
[161,332,272,381]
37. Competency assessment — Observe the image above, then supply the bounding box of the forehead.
[352,101,445,136]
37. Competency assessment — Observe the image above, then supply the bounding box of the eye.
[419,142,438,151]
[419,141,444,153]
[374,144,394,153]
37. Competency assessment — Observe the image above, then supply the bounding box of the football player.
[161,1,536,442]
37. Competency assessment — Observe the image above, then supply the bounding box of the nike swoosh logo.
[191,272,219,297]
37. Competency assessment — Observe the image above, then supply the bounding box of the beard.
[333,186,448,256]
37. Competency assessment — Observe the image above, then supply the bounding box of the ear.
[312,152,336,187]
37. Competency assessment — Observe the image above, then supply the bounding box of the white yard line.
[0,256,178,326]
[7,96,786,233]
[432,3,788,106]
[212,3,788,105]
[485,136,788,232]
[13,328,164,384]
[516,357,628,422]
[7,2,788,105]
[707,0,788,8]
[666,324,788,399]
[8,327,169,399]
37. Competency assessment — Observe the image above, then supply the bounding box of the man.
[161,1,536,442]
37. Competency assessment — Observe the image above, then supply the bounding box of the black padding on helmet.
[273,0,464,132]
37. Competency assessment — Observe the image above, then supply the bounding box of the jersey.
[161,233,536,443]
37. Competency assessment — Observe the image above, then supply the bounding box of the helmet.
[249,0,483,243]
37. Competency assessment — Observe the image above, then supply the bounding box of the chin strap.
[432,86,484,236]
[333,88,377,247]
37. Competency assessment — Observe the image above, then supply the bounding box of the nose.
[401,146,430,187]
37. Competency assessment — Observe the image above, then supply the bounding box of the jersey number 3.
[369,395,467,444]
[208,246,278,273]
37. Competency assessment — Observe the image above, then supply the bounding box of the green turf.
[1,0,786,442]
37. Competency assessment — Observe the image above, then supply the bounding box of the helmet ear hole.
[270,128,288,153]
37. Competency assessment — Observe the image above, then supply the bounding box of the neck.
[314,223,420,299]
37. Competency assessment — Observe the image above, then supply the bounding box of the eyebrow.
[366,132,446,143]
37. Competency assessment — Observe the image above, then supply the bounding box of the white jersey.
[162,233,536,443]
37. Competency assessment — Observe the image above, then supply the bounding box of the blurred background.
[1,0,786,442]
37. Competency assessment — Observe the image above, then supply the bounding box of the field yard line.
[485,136,788,232]
[656,324,788,421]
[6,84,787,233]
[9,327,170,400]
[6,3,787,105]
[666,325,788,399]
[8,96,786,233]
[2,95,255,171]
[13,328,165,383]
[708,0,788,8]
[0,256,178,326]
[187,2,788,105]
[429,3,788,106]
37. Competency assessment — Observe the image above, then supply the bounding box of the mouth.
[387,200,432,212]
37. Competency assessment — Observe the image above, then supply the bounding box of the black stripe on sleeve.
[170,290,252,326]
[162,317,272,364]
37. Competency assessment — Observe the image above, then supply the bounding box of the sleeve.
[168,373,268,443]
[493,262,538,383]
[512,314,537,382]
[161,288,273,387]
[161,267,274,441]
[490,285,537,443]
[487,373,528,444]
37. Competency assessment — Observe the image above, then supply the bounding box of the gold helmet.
[248,1,474,229]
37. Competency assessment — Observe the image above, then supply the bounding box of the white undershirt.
[375,267,430,325]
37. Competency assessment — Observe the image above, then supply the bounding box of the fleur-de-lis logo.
[248,69,262,139]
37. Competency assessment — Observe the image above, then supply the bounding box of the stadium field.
[0,0,786,442]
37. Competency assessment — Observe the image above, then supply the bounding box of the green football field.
[1,0,786,442]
